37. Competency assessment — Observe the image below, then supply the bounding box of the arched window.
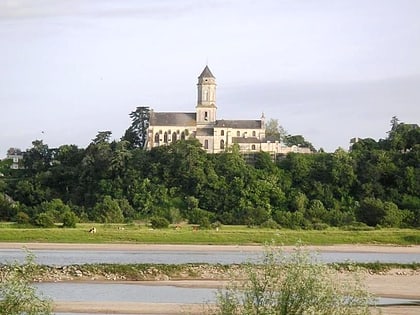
[204,139,209,149]
[220,139,225,149]
[181,132,186,140]
[154,133,159,143]
[252,131,256,137]
[204,111,208,121]
[251,144,256,150]
[172,132,177,142]
[221,130,224,136]
[164,132,168,143]
[237,131,240,137]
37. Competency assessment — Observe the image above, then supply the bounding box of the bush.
[33,212,55,228]
[15,211,30,225]
[61,210,78,228]
[210,245,373,315]
[150,216,170,229]
[0,251,52,314]
[260,218,280,229]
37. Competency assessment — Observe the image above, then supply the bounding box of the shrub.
[15,211,30,225]
[210,245,373,315]
[33,212,55,228]
[260,218,280,229]
[0,251,52,314]
[150,216,170,229]
[61,210,78,228]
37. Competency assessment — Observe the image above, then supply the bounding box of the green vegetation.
[0,251,52,315]
[1,114,419,230]
[210,246,373,315]
[0,223,419,245]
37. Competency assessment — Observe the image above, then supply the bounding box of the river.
[1,248,420,265]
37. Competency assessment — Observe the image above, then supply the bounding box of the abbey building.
[146,66,311,155]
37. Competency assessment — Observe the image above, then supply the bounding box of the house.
[6,148,23,169]
[146,66,311,155]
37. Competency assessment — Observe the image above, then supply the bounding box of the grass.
[0,222,419,245]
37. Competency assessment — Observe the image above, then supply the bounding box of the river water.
[1,248,419,314]
[1,249,420,265]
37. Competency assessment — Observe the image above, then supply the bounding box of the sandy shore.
[2,242,419,314]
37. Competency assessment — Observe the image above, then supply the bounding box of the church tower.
[196,65,217,126]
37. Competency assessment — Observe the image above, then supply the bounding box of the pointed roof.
[198,65,215,79]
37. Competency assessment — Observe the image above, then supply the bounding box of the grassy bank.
[0,223,419,245]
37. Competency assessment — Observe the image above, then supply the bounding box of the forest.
[0,114,419,229]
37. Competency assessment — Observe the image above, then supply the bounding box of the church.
[146,66,311,155]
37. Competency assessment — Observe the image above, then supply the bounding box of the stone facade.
[146,66,311,155]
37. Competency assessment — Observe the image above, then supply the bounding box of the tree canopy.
[1,115,419,229]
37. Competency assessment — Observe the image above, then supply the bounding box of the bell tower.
[196,65,217,126]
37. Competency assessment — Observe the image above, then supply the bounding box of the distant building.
[6,148,23,169]
[146,66,311,155]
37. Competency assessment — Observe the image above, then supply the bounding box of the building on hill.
[146,66,311,155]
[6,148,23,169]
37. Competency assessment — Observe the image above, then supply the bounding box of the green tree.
[0,251,53,314]
[211,245,372,315]
[265,118,287,141]
[93,195,124,223]
[122,106,150,149]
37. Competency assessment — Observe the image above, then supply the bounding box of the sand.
[1,242,419,314]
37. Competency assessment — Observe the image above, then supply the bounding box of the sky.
[1,0,419,157]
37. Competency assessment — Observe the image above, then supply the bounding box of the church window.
[164,132,168,143]
[154,133,159,143]
[251,145,256,150]
[220,140,225,149]
[252,131,256,137]
[204,111,208,121]
[204,140,209,149]
[236,131,240,137]
[221,130,224,136]
[172,132,177,142]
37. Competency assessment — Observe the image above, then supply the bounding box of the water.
[36,282,419,312]
[1,249,420,265]
[37,282,215,304]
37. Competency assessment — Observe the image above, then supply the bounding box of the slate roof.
[232,137,263,144]
[150,112,196,126]
[215,119,262,129]
[198,65,215,79]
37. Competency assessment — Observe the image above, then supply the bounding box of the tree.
[284,134,316,152]
[0,251,52,315]
[265,118,287,142]
[122,106,150,149]
[93,195,124,223]
[211,245,372,315]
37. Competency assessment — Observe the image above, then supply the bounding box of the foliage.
[33,212,55,228]
[0,251,53,315]
[210,245,373,315]
[1,116,419,229]
[150,216,170,229]
[61,210,78,228]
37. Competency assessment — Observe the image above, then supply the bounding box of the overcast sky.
[1,0,419,157]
